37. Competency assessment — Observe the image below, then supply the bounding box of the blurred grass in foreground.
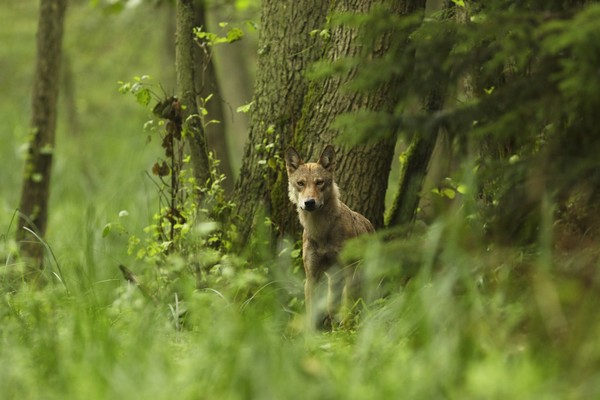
[2,206,600,399]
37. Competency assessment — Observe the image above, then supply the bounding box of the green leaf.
[236,101,254,113]
[102,223,112,238]
[135,88,151,106]
[117,81,131,94]
[40,144,54,155]
[226,28,244,43]
[319,29,330,40]
[31,173,43,183]
[442,188,456,199]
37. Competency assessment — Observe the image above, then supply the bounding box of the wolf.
[284,145,374,329]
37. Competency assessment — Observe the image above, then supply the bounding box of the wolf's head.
[284,145,338,212]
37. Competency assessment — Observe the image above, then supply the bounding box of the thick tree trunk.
[176,0,211,191]
[293,0,426,229]
[233,0,427,243]
[16,0,67,266]
[233,0,330,241]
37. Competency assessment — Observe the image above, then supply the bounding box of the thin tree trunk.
[386,0,450,228]
[193,0,233,193]
[61,53,81,137]
[387,90,443,227]
[16,0,67,266]
[208,4,253,175]
[176,0,211,192]
[61,52,98,194]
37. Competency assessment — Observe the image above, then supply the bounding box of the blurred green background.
[1,0,255,281]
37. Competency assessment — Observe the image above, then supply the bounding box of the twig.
[118,264,158,303]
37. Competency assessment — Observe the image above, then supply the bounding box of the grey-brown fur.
[285,145,374,328]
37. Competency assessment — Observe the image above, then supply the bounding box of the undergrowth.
[2,200,600,399]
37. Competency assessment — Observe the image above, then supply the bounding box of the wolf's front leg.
[305,274,332,330]
[341,262,362,328]
[304,276,315,329]
[325,267,345,329]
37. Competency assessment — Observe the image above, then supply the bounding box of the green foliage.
[117,75,154,107]
[193,21,248,47]
[90,0,127,15]
[236,100,254,113]
[253,123,282,173]
[315,1,600,241]
[114,75,241,301]
[4,199,600,398]
[431,176,468,200]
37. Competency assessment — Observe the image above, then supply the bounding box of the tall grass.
[2,206,600,399]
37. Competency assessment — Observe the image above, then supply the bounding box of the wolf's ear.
[285,147,303,174]
[318,145,336,172]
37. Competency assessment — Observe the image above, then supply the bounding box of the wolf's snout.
[303,199,317,211]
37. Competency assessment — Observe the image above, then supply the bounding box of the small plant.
[115,76,253,301]
[193,20,258,49]
[193,23,244,47]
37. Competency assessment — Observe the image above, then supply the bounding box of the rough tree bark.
[233,0,331,241]
[233,0,426,243]
[294,0,427,230]
[165,1,234,191]
[176,0,212,192]
[16,0,67,266]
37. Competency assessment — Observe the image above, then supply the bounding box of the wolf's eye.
[315,180,324,187]
[297,180,305,187]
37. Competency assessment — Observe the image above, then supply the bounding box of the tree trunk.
[293,0,426,229]
[386,0,450,228]
[233,0,426,243]
[232,0,330,241]
[176,0,211,192]
[387,89,443,227]
[61,53,81,137]
[207,4,253,176]
[193,0,234,193]
[16,0,67,266]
